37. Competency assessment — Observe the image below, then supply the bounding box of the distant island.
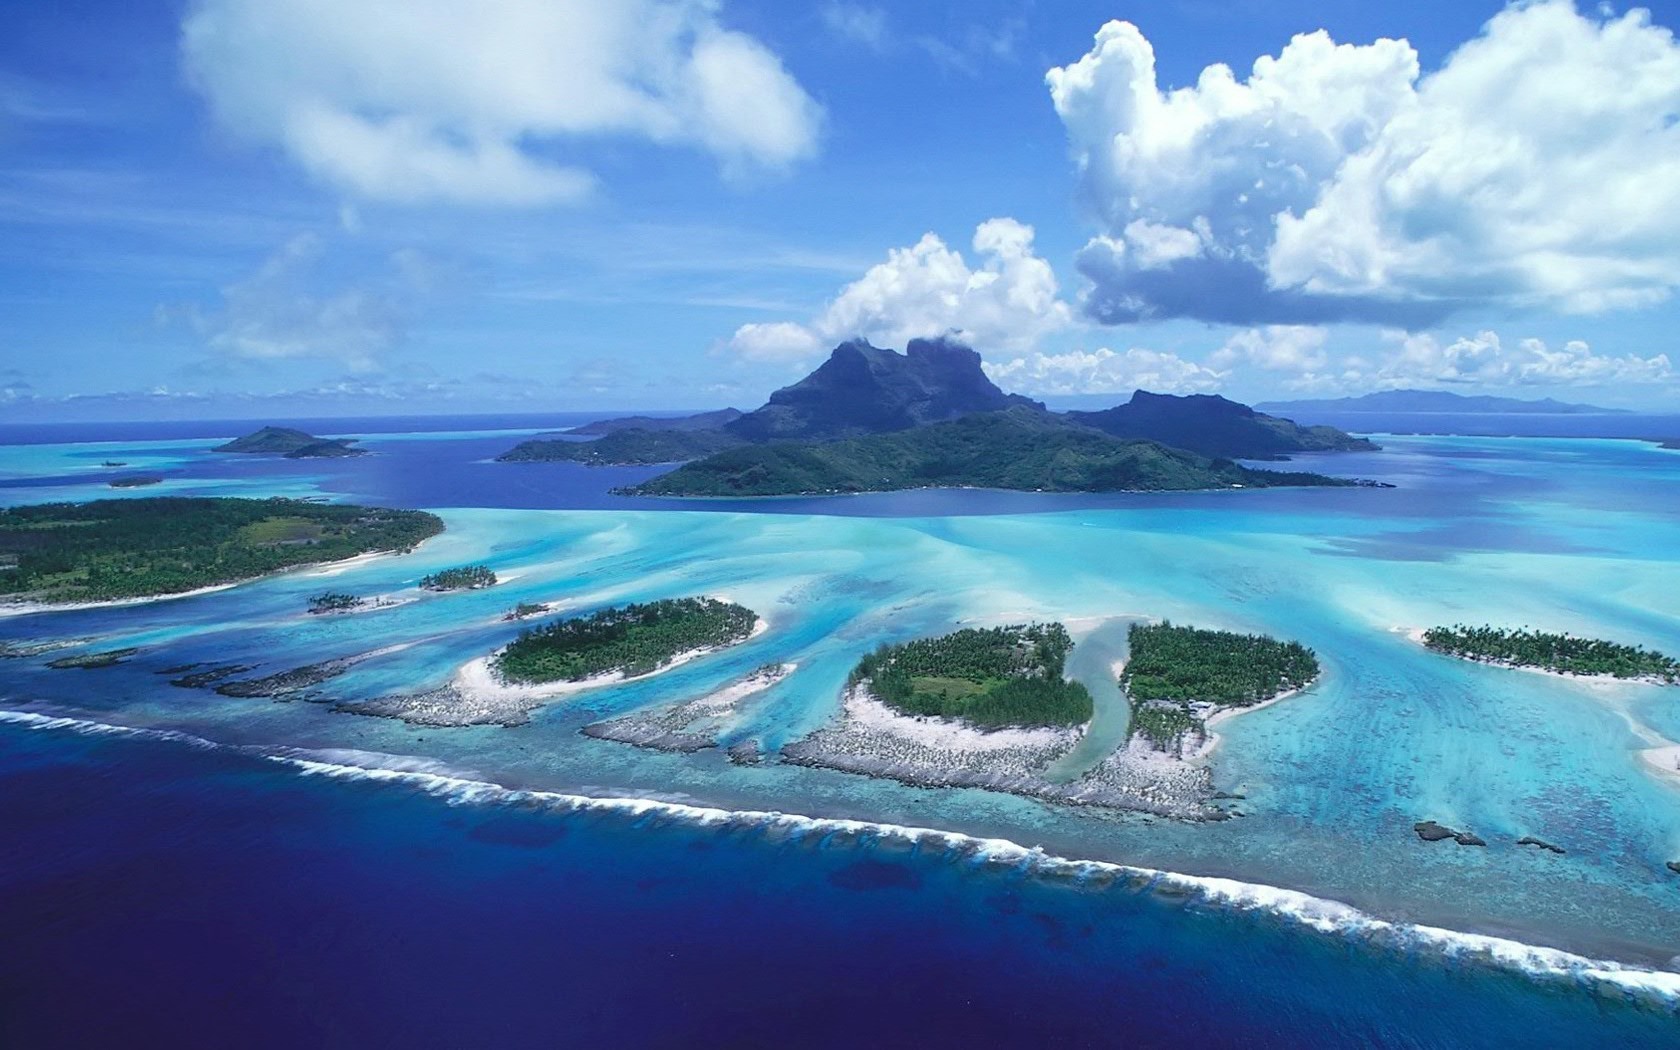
[564,408,743,436]
[0,496,442,605]
[1068,391,1377,460]
[108,475,163,488]
[1123,622,1320,755]
[622,407,1370,497]
[501,338,1381,496]
[1422,625,1679,684]
[1257,389,1623,416]
[214,426,367,458]
[499,427,741,465]
[494,597,758,684]
[850,622,1093,728]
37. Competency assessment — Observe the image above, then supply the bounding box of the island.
[214,426,367,458]
[497,427,742,465]
[1122,622,1320,756]
[108,475,163,488]
[0,496,442,605]
[495,338,1380,482]
[339,597,762,727]
[849,622,1092,728]
[779,621,1220,819]
[564,408,743,436]
[1422,625,1679,683]
[1257,389,1623,416]
[419,564,498,591]
[308,592,365,614]
[1068,391,1378,460]
[621,407,1371,497]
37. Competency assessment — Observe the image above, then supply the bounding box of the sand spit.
[582,663,794,753]
[780,685,1217,820]
[342,617,770,728]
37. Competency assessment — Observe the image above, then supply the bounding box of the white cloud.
[821,3,887,50]
[984,347,1226,396]
[1210,325,1329,372]
[185,234,422,371]
[723,218,1073,362]
[1048,2,1680,324]
[1371,330,1673,388]
[182,0,822,205]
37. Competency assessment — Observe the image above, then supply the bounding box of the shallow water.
[4,418,1680,1041]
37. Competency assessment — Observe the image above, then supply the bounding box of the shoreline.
[581,662,795,755]
[4,703,1679,997]
[1403,626,1676,687]
[0,541,433,619]
[1192,688,1302,760]
[341,613,770,727]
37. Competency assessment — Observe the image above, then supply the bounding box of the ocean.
[2,412,1679,1046]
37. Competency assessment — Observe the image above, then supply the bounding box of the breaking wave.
[5,705,1679,1009]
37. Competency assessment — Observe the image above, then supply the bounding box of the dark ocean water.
[2,720,1675,1050]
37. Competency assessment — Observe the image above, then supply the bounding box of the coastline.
[341,613,770,727]
[1404,626,1676,687]
[5,703,1680,1003]
[0,542,433,619]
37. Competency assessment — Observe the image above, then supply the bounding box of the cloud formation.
[1048,2,1680,325]
[1371,330,1673,388]
[725,218,1072,362]
[182,0,822,205]
[182,234,425,371]
[984,346,1225,396]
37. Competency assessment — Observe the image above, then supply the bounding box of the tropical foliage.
[308,592,364,613]
[1123,622,1319,751]
[626,408,1360,497]
[419,564,498,591]
[497,428,741,465]
[0,497,442,604]
[1423,625,1679,683]
[849,622,1093,729]
[494,597,757,684]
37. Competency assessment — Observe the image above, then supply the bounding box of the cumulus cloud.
[723,218,1073,362]
[1210,326,1329,372]
[1370,330,1673,388]
[183,234,424,371]
[984,346,1226,396]
[181,0,822,205]
[1048,2,1680,324]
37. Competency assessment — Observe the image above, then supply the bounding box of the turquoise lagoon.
[4,426,1680,988]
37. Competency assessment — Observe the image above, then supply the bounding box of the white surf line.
[4,703,1680,1006]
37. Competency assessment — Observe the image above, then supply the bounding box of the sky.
[3,0,1680,421]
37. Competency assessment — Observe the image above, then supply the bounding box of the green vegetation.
[494,597,757,684]
[308,592,365,613]
[1123,622,1319,751]
[0,497,442,605]
[849,622,1093,729]
[419,564,498,591]
[214,426,365,457]
[1423,625,1680,683]
[625,408,1364,497]
[504,601,550,621]
[497,428,742,465]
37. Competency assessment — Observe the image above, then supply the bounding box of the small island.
[1122,622,1319,755]
[495,597,757,684]
[850,623,1093,728]
[0,497,442,606]
[419,564,499,591]
[340,597,762,726]
[108,475,163,488]
[1422,625,1679,684]
[214,426,366,458]
[308,592,365,614]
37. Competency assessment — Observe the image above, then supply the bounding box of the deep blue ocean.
[4,411,1680,1047]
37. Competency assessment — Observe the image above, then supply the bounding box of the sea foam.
[5,705,1679,1010]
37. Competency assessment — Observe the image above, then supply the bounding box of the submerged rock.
[1414,820,1485,846]
[1517,836,1566,855]
[46,647,140,670]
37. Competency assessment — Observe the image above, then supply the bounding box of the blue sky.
[3,0,1679,420]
